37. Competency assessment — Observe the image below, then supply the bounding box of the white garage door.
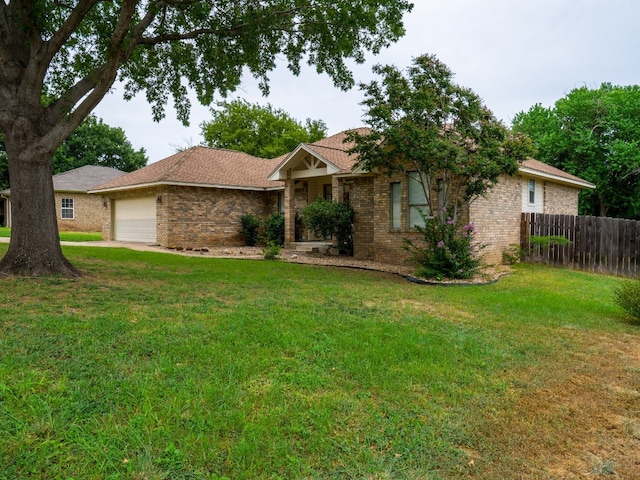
[114,197,157,243]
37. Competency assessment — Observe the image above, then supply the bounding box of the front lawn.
[0,227,102,241]
[0,245,638,479]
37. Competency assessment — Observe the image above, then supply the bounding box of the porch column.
[284,174,295,247]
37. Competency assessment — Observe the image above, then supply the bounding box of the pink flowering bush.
[404,210,484,280]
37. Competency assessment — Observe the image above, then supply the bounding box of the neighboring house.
[1,165,127,232]
[92,130,594,265]
[89,147,284,246]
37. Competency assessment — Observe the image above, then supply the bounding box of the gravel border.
[160,245,511,285]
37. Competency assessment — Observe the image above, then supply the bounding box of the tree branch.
[44,0,102,66]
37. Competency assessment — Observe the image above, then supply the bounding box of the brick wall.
[55,192,108,232]
[544,182,579,214]
[469,175,523,264]
[371,172,422,265]
[159,185,278,248]
[102,186,279,248]
[345,176,375,259]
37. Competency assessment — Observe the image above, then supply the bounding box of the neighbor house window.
[528,179,536,205]
[61,198,74,219]
[408,172,429,228]
[390,182,401,230]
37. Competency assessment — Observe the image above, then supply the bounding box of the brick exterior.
[159,186,278,248]
[55,192,109,232]
[544,182,579,214]
[469,175,523,264]
[470,175,580,264]
[102,186,279,248]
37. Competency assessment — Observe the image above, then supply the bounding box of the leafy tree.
[202,99,327,158]
[0,0,412,277]
[347,54,533,278]
[513,84,640,219]
[53,115,147,173]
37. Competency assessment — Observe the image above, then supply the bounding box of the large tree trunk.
[0,129,81,277]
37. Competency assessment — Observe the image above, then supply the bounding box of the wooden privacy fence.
[521,213,640,277]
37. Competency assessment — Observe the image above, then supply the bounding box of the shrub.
[263,212,285,246]
[614,279,640,322]
[240,213,260,246]
[300,197,354,255]
[503,243,523,265]
[263,243,281,260]
[404,210,483,280]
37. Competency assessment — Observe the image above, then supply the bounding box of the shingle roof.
[304,127,368,173]
[521,158,595,188]
[91,146,284,192]
[53,165,128,192]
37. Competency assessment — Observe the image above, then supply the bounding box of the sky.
[94,0,640,163]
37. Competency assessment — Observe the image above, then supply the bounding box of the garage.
[113,196,157,243]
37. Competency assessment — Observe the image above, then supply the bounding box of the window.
[278,191,285,214]
[390,182,401,229]
[61,198,74,219]
[528,179,536,205]
[323,184,333,200]
[408,172,429,228]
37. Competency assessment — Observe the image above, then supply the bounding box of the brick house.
[1,165,127,232]
[267,130,595,264]
[92,130,594,264]
[90,147,284,246]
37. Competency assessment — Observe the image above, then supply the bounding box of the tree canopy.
[513,84,640,219]
[347,54,533,279]
[201,99,327,158]
[0,0,413,276]
[348,54,533,221]
[52,115,147,173]
[348,55,532,278]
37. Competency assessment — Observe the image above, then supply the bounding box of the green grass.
[0,227,102,241]
[0,244,635,479]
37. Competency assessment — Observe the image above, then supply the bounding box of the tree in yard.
[53,115,147,174]
[0,0,412,277]
[513,84,640,219]
[201,99,327,158]
[347,54,533,278]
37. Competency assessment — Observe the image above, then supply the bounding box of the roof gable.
[268,129,365,180]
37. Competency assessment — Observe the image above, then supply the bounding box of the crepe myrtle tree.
[347,54,534,278]
[0,0,412,277]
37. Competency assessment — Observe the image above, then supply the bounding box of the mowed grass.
[0,244,635,479]
[0,227,102,241]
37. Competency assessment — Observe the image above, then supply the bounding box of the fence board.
[521,213,640,278]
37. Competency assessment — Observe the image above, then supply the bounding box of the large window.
[408,172,429,228]
[390,182,401,229]
[61,198,74,219]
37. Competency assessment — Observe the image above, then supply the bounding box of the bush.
[263,243,281,260]
[614,279,640,322]
[240,213,261,246]
[263,212,285,246]
[300,197,354,255]
[404,210,483,280]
